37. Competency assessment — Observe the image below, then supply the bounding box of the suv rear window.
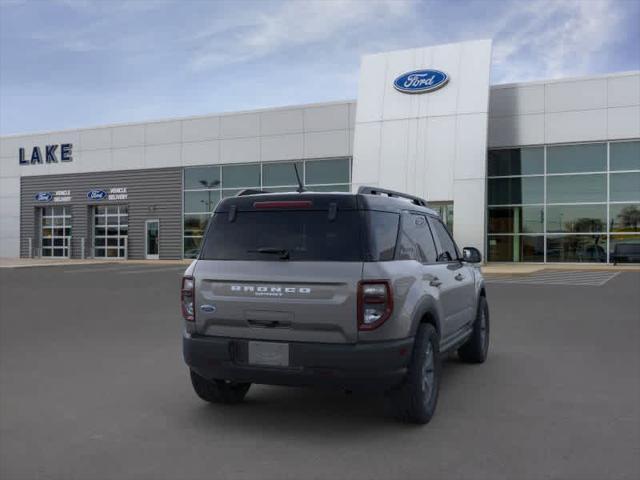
[200,210,363,261]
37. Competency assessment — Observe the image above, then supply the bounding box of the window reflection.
[547,143,606,173]
[610,172,640,202]
[184,214,210,236]
[547,174,606,203]
[610,204,640,232]
[610,235,640,264]
[183,237,203,259]
[487,235,544,262]
[184,166,220,190]
[487,148,544,176]
[488,177,543,205]
[546,205,606,233]
[488,207,543,234]
[610,141,640,171]
[487,142,639,264]
[546,235,607,263]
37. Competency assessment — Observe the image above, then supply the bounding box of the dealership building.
[1,39,638,263]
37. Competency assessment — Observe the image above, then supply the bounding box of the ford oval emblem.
[200,304,216,313]
[87,190,107,200]
[35,192,53,202]
[393,69,449,94]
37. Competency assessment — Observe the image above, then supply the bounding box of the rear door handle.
[454,273,465,281]
[429,277,442,287]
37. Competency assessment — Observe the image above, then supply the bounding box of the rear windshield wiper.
[248,247,290,260]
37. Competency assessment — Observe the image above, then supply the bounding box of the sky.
[1,0,639,135]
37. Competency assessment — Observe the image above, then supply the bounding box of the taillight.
[181,276,195,322]
[358,280,393,331]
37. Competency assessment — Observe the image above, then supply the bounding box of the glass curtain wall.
[183,158,351,258]
[487,140,640,263]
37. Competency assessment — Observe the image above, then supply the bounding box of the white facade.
[0,101,355,258]
[352,39,492,256]
[488,72,640,147]
[1,39,639,261]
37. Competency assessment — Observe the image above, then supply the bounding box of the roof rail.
[236,189,271,196]
[357,186,428,207]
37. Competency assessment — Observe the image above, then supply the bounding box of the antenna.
[293,163,305,193]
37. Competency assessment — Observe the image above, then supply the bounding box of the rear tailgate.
[194,261,362,343]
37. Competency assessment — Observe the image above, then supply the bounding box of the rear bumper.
[183,333,414,390]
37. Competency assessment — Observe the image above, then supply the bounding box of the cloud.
[491,0,625,83]
[188,0,414,71]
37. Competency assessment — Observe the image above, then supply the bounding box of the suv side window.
[366,211,400,261]
[429,217,459,262]
[396,213,438,263]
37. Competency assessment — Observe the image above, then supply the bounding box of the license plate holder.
[248,341,290,367]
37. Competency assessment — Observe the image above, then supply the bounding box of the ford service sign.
[87,190,107,200]
[35,192,53,202]
[393,69,449,94]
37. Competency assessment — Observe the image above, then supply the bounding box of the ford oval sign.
[393,69,449,94]
[35,192,53,202]
[87,190,107,200]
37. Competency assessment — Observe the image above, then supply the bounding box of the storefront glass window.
[546,205,606,233]
[610,172,640,202]
[183,214,210,237]
[221,164,261,188]
[546,235,607,263]
[306,158,351,185]
[610,235,640,263]
[182,158,351,258]
[487,177,544,205]
[487,147,544,176]
[184,191,220,213]
[487,206,543,234]
[609,204,640,232]
[547,174,606,203]
[547,143,606,174]
[184,166,221,190]
[487,141,640,263]
[487,235,544,262]
[262,162,303,187]
[610,141,640,171]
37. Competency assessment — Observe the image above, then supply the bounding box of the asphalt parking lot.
[1,264,639,480]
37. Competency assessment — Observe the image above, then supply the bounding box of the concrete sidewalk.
[2,257,639,272]
[0,257,192,268]
[482,263,640,274]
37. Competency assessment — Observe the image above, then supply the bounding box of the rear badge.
[230,285,311,297]
[200,304,216,313]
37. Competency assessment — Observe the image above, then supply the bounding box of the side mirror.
[462,247,482,264]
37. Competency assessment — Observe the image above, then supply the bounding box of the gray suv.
[182,186,489,424]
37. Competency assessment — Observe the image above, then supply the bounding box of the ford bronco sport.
[182,186,489,424]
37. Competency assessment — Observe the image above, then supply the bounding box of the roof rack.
[357,186,428,207]
[236,189,271,196]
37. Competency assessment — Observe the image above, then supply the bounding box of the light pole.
[199,179,220,212]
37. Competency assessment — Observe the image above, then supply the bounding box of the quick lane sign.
[19,144,73,165]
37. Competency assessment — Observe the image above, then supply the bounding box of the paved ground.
[485,270,621,286]
[0,265,639,480]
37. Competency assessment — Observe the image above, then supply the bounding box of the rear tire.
[387,323,440,424]
[458,296,490,364]
[190,370,251,404]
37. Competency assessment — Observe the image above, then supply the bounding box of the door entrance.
[93,205,128,258]
[145,219,159,259]
[41,206,71,257]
